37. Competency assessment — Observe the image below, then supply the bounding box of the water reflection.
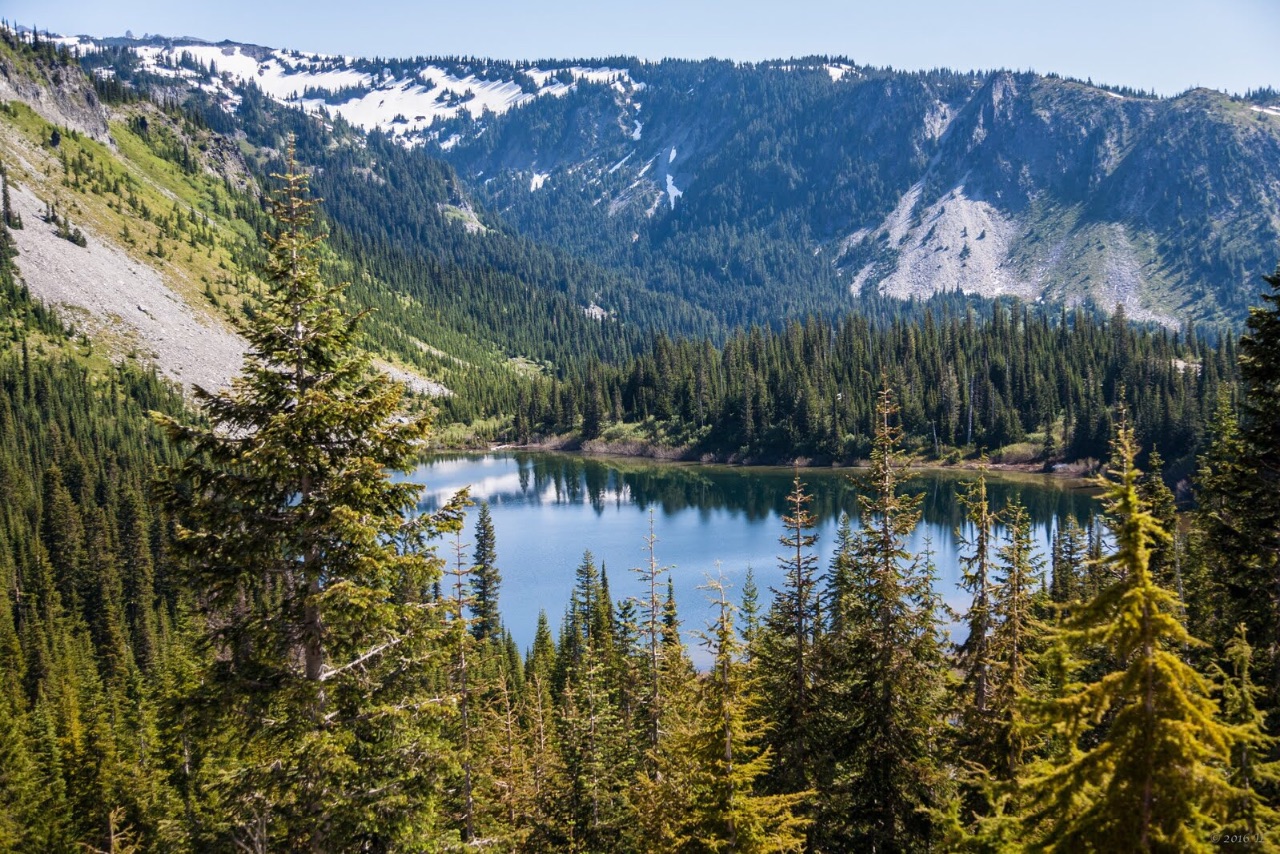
[420,452,1100,528]
[413,452,1103,665]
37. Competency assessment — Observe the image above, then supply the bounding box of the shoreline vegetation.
[467,434,1102,483]
[463,435,1100,481]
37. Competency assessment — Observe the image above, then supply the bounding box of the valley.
[1,19,1279,852]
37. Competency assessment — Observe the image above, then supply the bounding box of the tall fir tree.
[1020,415,1249,851]
[757,472,822,796]
[471,501,502,641]
[155,139,468,851]
[954,466,999,766]
[688,573,808,853]
[814,387,948,852]
[1213,625,1280,848]
[1237,262,1280,693]
[987,499,1047,781]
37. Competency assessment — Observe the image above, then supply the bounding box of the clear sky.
[10,0,1279,97]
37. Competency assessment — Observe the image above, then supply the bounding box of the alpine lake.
[412,452,1103,665]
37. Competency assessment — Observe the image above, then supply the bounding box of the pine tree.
[687,573,808,853]
[1213,625,1280,848]
[814,387,948,852]
[1236,262,1280,692]
[446,527,480,843]
[987,498,1047,780]
[155,139,468,851]
[757,471,822,795]
[631,509,672,750]
[1020,416,1246,851]
[954,466,998,762]
[471,502,502,641]
[1191,393,1251,653]
[1140,448,1180,596]
[627,580,700,854]
[1050,516,1087,606]
[553,550,631,851]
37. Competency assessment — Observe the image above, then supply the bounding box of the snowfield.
[63,39,640,142]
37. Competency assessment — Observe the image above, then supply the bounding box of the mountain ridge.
[10,27,1280,345]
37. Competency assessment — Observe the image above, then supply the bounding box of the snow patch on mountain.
[63,37,638,143]
[826,63,857,82]
[665,174,683,209]
[530,172,550,191]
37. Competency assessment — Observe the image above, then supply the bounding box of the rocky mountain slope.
[19,28,1280,336]
[0,30,457,396]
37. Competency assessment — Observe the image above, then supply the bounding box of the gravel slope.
[10,183,247,392]
[10,184,451,398]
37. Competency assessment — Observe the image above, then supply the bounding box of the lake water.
[412,452,1102,663]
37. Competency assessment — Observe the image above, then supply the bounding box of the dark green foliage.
[538,302,1230,466]
[0,210,188,850]
[1236,263,1280,688]
[471,502,502,640]
[812,389,949,852]
[155,144,469,850]
[756,473,823,795]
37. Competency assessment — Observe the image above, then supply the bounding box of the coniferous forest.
[3,25,1280,854]
[1,140,1280,851]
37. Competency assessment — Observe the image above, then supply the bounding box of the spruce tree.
[1020,417,1247,851]
[1213,625,1280,848]
[954,466,998,762]
[1237,263,1280,692]
[155,140,468,851]
[814,387,948,852]
[757,472,822,795]
[987,498,1046,780]
[632,509,673,750]
[687,573,808,853]
[1191,393,1251,653]
[471,501,502,641]
[1050,515,1087,606]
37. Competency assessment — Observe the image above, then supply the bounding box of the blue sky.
[10,0,1279,96]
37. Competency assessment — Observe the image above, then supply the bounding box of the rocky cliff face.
[0,46,110,141]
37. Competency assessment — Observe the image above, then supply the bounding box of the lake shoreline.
[459,438,1102,490]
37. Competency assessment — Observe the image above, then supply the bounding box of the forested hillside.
[522,301,1233,474]
[36,31,1280,330]
[3,179,1280,847]
[3,24,1280,850]
[0,27,1243,469]
[438,61,1280,326]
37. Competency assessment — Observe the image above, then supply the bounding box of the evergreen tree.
[1237,262,1280,692]
[1191,393,1251,654]
[987,498,1046,780]
[954,467,999,765]
[471,502,502,641]
[1050,516,1088,606]
[1020,416,1246,851]
[688,573,808,852]
[757,472,822,795]
[632,509,673,750]
[1213,625,1280,848]
[155,140,468,851]
[814,387,948,852]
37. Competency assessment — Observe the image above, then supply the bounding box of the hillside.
[0,28,623,416]
[39,33,1280,327]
